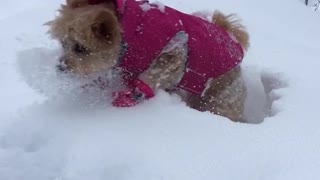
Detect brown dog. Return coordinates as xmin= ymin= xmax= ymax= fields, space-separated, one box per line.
xmin=47 ymin=0 xmax=249 ymax=122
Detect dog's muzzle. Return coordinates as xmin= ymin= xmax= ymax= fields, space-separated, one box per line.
xmin=56 ymin=64 xmax=66 ymax=72
xmin=56 ymin=58 xmax=69 ymax=72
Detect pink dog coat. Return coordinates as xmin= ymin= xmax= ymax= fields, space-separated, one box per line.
xmin=94 ymin=0 xmax=244 ymax=95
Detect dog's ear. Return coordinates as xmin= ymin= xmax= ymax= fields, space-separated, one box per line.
xmin=66 ymin=0 xmax=88 ymax=8
xmin=90 ymin=10 xmax=119 ymax=42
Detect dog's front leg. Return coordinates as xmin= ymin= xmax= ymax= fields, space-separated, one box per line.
xmin=112 ymin=32 xmax=188 ymax=107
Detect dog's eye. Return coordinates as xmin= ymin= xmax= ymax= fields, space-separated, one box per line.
xmin=73 ymin=43 xmax=88 ymax=54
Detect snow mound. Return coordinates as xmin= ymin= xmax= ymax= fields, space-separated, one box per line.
xmin=16 ymin=47 xmax=127 ymax=110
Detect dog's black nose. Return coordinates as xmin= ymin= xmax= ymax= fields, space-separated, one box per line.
xmin=56 ymin=64 xmax=67 ymax=72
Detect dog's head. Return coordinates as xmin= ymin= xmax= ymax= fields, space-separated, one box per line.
xmin=47 ymin=0 xmax=121 ymax=75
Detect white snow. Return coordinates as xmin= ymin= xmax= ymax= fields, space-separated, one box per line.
xmin=153 ymin=1 xmax=166 ymax=13
xmin=1 ymin=0 xmax=320 ymax=180
xmin=140 ymin=1 xmax=166 ymax=13
xmin=140 ymin=3 xmax=153 ymax=12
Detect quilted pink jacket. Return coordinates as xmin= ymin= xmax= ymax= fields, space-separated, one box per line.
xmin=92 ymin=0 xmax=244 ymax=95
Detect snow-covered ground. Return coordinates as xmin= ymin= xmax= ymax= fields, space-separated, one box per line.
xmin=1 ymin=0 xmax=320 ymax=180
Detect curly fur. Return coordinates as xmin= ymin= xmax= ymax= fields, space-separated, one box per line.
xmin=212 ymin=10 xmax=249 ymax=51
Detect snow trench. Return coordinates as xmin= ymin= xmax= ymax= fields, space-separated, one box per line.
xmin=16 ymin=47 xmax=288 ymax=124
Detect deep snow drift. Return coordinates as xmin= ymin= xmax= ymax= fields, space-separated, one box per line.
xmin=1 ymin=0 xmax=320 ymax=180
